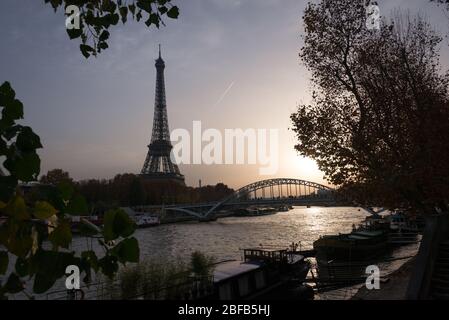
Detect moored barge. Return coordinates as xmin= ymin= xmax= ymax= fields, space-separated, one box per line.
xmin=209 ymin=247 xmax=311 ymax=300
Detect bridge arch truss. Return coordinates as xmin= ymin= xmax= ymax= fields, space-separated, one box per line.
xmin=203 ymin=178 xmax=334 ymax=217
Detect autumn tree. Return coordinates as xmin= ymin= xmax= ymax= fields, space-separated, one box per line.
xmin=291 ymin=0 xmax=449 ymax=214
xmin=39 ymin=168 xmax=73 ymax=186
xmin=129 ymin=177 xmax=146 ymax=206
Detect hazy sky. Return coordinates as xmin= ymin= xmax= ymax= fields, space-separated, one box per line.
xmin=1 ymin=0 xmax=448 ymax=188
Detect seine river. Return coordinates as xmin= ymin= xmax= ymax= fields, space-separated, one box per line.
xmin=72 ymin=206 xmax=369 ymax=263
xmin=136 ymin=206 xmax=369 ymax=262
xmin=71 ymin=206 xmax=419 ymax=266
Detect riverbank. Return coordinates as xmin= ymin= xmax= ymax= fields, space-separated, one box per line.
xmin=351 ymin=257 xmax=416 ymax=300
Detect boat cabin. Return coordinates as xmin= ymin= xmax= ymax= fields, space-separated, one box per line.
xmin=211 ymin=248 xmax=309 ymax=300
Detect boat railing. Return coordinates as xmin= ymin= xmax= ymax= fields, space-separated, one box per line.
xmin=243 ymin=248 xmax=294 ymax=264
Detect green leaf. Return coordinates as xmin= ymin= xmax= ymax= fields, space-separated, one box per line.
xmin=158 ymin=6 xmax=168 ymax=15
xmin=3 ymin=195 xmax=30 ymax=221
xmin=0 ymin=176 xmax=17 ymax=202
xmin=33 ymin=201 xmax=57 ymax=220
xmin=0 ymin=251 xmax=8 ymax=275
xmin=66 ymin=194 xmax=89 ymax=215
xmin=66 ymin=27 xmax=83 ymax=40
xmin=112 ymin=237 xmax=139 ymax=263
xmin=146 ymin=13 xmax=160 ymax=28
xmin=2 ymin=223 xmax=33 ymax=257
xmin=103 ymin=209 xmax=135 ymax=241
xmin=2 ymin=99 xmax=24 ymax=121
xmin=15 ymin=257 xmax=29 ymax=277
xmin=98 ymin=41 xmax=109 ymax=50
xmin=48 ymin=220 xmax=72 ymax=249
xmin=0 ymin=81 xmax=16 ymax=106
xmin=81 ymin=250 xmax=99 ymax=273
xmin=7 ymin=236 xmax=33 ymax=257
xmin=129 ymin=3 xmax=136 ymax=16
xmin=99 ymin=30 xmax=110 ymax=42
xmin=119 ymin=6 xmax=128 ymax=23
xmin=2 ymin=124 xmax=21 ymax=141
xmin=98 ymin=255 xmax=118 ymax=279
xmin=79 ymin=217 xmax=101 ymax=236
xmin=136 ymin=0 xmax=152 ymax=13
xmin=46 ymin=0 xmax=63 ymax=11
xmin=136 ymin=10 xmax=142 ymax=21
xmin=167 ymin=6 xmax=179 ymax=19
xmin=106 ymin=13 xmax=120 ymax=26
xmin=102 ymin=210 xmax=117 ymax=241
xmin=5 ymin=273 xmax=23 ymax=294
xmin=80 ymin=44 xmax=94 ymax=58
xmin=31 ymin=250 xmax=78 ymax=293
xmin=33 ymin=272 xmax=57 ymax=294
xmin=114 ymin=209 xmax=135 ymax=238
xmin=102 ymin=0 xmax=117 ymax=13
xmin=4 ymin=152 xmax=41 ymax=182
xmin=15 ymin=126 xmax=42 ymax=152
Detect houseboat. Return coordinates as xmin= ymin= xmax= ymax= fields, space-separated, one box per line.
xmin=313 ymin=229 xmax=389 ymax=262
xmin=210 ymin=247 xmax=311 ymax=300
xmin=387 ymin=212 xmax=420 ymax=233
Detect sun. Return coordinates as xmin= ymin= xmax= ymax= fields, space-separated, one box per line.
xmin=279 ymin=148 xmax=326 ymax=185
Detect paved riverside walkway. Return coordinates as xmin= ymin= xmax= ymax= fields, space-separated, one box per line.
xmin=351 ymin=258 xmax=415 ymax=300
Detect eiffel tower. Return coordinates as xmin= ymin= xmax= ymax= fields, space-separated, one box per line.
xmin=140 ymin=46 xmax=185 ymax=184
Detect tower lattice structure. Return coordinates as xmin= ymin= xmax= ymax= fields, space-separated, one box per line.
xmin=140 ymin=46 xmax=185 ymax=184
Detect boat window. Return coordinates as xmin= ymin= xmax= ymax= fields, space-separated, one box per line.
xmin=255 ymin=271 xmax=266 ymax=289
xmin=238 ymin=276 xmax=250 ymax=297
xmin=219 ymin=283 xmax=233 ymax=300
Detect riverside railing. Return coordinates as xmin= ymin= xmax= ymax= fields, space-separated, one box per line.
xmin=45 ymin=275 xmax=214 ymax=300
xmin=406 ymin=213 xmax=449 ymax=299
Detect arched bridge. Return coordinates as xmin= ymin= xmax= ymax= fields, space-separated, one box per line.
xmin=162 ymin=178 xmax=335 ymax=219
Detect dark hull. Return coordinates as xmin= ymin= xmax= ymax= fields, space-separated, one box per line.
xmin=314 ymin=231 xmax=389 ymax=262
xmin=315 ymin=241 xmax=388 ymax=262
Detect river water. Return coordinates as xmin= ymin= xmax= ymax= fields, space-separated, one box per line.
xmin=72 ymin=206 xmax=369 ymax=262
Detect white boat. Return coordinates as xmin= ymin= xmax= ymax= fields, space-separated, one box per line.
xmin=134 ymin=214 xmax=160 ymax=228
xmin=388 ymin=212 xmax=419 ymax=233
xmin=121 ymin=207 xmax=161 ymax=228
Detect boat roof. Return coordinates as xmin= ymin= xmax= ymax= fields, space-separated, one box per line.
xmin=213 ymin=260 xmax=262 ymax=283
xmin=348 ymin=234 xmax=371 ymax=240
xmin=352 ymin=230 xmax=384 ymax=237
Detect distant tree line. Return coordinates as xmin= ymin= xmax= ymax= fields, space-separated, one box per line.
xmin=36 ymin=169 xmax=234 ymax=210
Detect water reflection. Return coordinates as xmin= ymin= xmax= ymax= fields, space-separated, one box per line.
xmin=73 ymin=207 xmax=368 ymax=263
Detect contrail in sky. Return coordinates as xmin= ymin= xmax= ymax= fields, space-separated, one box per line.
xmin=213 ymin=82 xmax=235 ymax=108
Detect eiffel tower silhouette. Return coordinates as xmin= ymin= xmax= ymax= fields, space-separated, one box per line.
xmin=140 ymin=46 xmax=185 ymax=184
